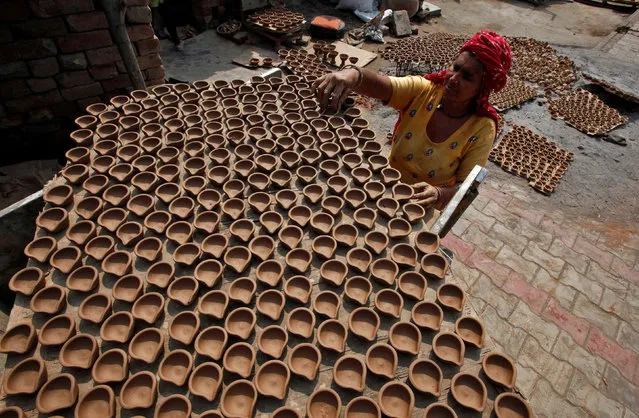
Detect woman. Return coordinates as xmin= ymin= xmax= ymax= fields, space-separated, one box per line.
xmin=312 ymin=31 xmax=512 ymax=208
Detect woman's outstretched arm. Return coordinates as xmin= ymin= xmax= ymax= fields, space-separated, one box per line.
xmin=312 ymin=67 xmax=393 ymax=111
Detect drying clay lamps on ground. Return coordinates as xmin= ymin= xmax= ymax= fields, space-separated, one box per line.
xmin=370 ymin=259 xmax=399 ymax=286
xmin=284 ymin=275 xmax=312 ymax=304
xmin=0 ymin=322 xmax=36 ymax=354
xmin=92 ymin=348 xmax=128 ymax=384
xmin=220 ymin=380 xmax=257 ymax=418
xmin=255 ymin=360 xmax=290 ymax=400
xmin=421 ymin=253 xmax=449 ymax=279
xmin=79 ymin=293 xmax=111 ymax=323
xmin=320 ymin=259 xmax=348 ymax=287
xmin=258 ymin=325 xmax=288 ymax=359
xmin=9 ymin=267 xmax=44 ymax=296
xmin=345 ymin=276 xmax=372 ymax=305
xmin=432 ymin=332 xmax=465 ymax=366
xmin=317 ymin=319 xmax=347 ymax=352
xmin=398 ymin=271 xmax=427 ymax=300
xmin=225 ymin=307 xmax=257 ymax=339
xmin=120 ymin=371 xmax=157 ymax=409
xmin=307 ymin=388 xmax=341 ymax=418
xmin=286 ymin=307 xmax=315 ymax=339
xmin=364 ymin=231 xmax=389 ymax=255
xmin=333 ymin=355 xmax=366 ymax=392
xmin=129 ymin=328 xmax=164 ymax=363
xmin=482 ymin=352 xmax=517 ymax=389
xmin=455 ymin=316 xmax=486 ymax=348
xmin=132 ymin=292 xmax=165 ymax=324
xmin=256 ymin=289 xmax=285 ymax=320
xmin=224 ymin=246 xmax=252 ymax=274
xmin=36 ymin=373 xmax=79 ymax=414
xmin=378 ymin=382 xmax=415 ymax=418
xmin=228 ymin=277 xmax=256 ymax=304
xmin=167 ymin=276 xmax=199 ymax=306
xmin=3 ymin=357 xmax=47 ymax=395
xmin=39 ymin=314 xmax=76 ymax=346
xmin=30 ymin=285 xmax=66 ymax=314
xmin=408 ymin=359 xmax=443 ymax=396
xmin=288 ymin=343 xmax=321 ymax=380
xmin=74 ymin=385 xmax=115 ymax=418
xmin=189 ymin=362 xmax=223 ymax=401
xmin=389 ymin=321 xmax=421 ymax=355
xmin=256 ymin=260 xmax=284 ymax=287
xmin=195 ymin=326 xmax=228 ymax=361
xmin=450 ymin=372 xmax=487 ymax=412
xmin=169 ymin=311 xmax=200 ymax=345
xmin=159 ymin=349 xmax=193 ymax=386
xmin=375 ymin=289 xmax=403 ymax=318
xmin=154 ymin=395 xmax=191 ymax=418
xmin=494 ymin=393 xmax=534 ymax=418
xmin=194 ymin=259 xmax=223 ymax=287
xmin=437 ymin=283 xmax=466 ymax=312
xmin=198 ymin=290 xmax=229 ymax=319
xmin=423 ymin=404 xmax=458 ymax=418
xmin=411 ymin=301 xmax=444 ymax=331
xmin=313 ymin=290 xmax=341 ymax=319
xmin=349 ymin=307 xmax=380 ymax=341
xmin=278 ymin=225 xmax=303 ymax=250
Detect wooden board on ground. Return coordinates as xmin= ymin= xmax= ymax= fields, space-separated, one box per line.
xmin=233 ymin=49 xmax=283 ymax=69
xmin=303 ymin=40 xmax=377 ymax=68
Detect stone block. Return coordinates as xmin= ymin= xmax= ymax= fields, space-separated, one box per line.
xmin=509 ymin=302 xmax=559 ymax=350
xmin=390 ymin=10 xmax=411 ymax=37
xmin=55 ymin=70 xmax=91 ymax=88
xmin=65 ymin=11 xmax=108 ymax=32
xmin=544 ymin=298 xmax=590 ymax=345
xmin=28 ymin=56 xmax=58 ymax=77
xmin=59 ymin=52 xmax=87 ymax=70
xmin=559 ymin=264 xmax=603 ymax=304
xmin=56 ymin=30 xmax=111 ymax=53
xmin=0 ymin=38 xmax=57 ymax=64
xmin=136 ymin=37 xmax=160 ymax=56
xmin=574 ymin=294 xmax=620 ymax=339
xmin=495 ymin=245 xmax=539 ymax=280
xmin=89 ymin=64 xmax=118 ymax=80
xmin=100 ymin=73 xmax=131 ymax=91
xmin=126 ymin=24 xmax=154 ymax=42
xmin=519 ymin=336 xmax=573 ymax=394
xmin=523 ymin=242 xmax=565 ymax=277
xmin=126 ymin=6 xmax=151 ymax=23
xmin=86 ymin=45 xmax=121 ymax=66
xmin=136 ymin=54 xmax=161 ymax=70
xmin=461 ymin=224 xmax=503 ymax=258
xmin=5 ymin=89 xmax=62 ymax=112
xmin=0 ymin=61 xmax=29 ymax=79
xmin=27 ymin=77 xmax=56 ymax=92
xmin=567 ymin=371 xmax=624 ymax=418
xmin=0 ymin=78 xmax=30 ymax=98
xmin=61 ymin=81 xmax=102 ymax=100
xmin=530 ymin=378 xmax=587 ymax=417
xmin=145 ymin=65 xmax=165 ymax=81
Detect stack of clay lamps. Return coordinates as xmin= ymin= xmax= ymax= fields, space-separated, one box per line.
xmin=246 ymin=8 xmax=305 ymax=34
xmin=489 ymin=77 xmax=538 ymax=112
xmin=548 ymin=88 xmax=628 ymax=135
xmin=1 ymin=75 xmax=534 ymax=418
xmin=489 ymin=124 xmax=573 ymax=195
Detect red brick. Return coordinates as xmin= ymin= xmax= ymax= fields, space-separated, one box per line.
xmin=61 ymin=81 xmax=103 ymax=100
xmin=466 ymin=248 xmax=512 ymax=287
xmin=28 ymin=56 xmax=58 ymax=77
xmin=136 ymin=37 xmax=159 ymax=56
xmin=85 ymin=45 xmax=121 ymax=66
xmin=539 ymin=217 xmax=578 ymax=248
xmin=136 ymin=54 xmax=161 ymax=70
xmin=12 ymin=17 xmax=66 ymax=37
xmin=147 ymin=77 xmax=164 ymax=86
xmin=26 ymin=77 xmax=56 ymax=92
xmin=0 ymin=113 xmax=24 ymax=129
xmin=77 ymin=95 xmax=100 ymax=110
xmin=55 ymin=70 xmax=92 ymax=88
xmin=115 ymin=60 xmax=126 ymax=73
xmin=506 ymin=200 xmax=545 ymax=226
xmin=65 ymin=11 xmax=108 ymax=32
xmin=56 ymin=30 xmax=111 ymax=53
xmin=543 ymin=298 xmax=590 ymax=345
xmin=59 ymin=52 xmax=87 ymax=70
xmin=126 ymin=6 xmax=151 ymax=23
xmin=5 ymin=89 xmax=61 ymax=112
xmin=0 ymin=38 xmax=57 ymax=64
xmin=573 ymin=236 xmax=613 ymax=269
xmin=0 ymin=61 xmax=29 ymax=79
xmin=145 ymin=65 xmax=165 ymax=81
xmin=89 ymin=64 xmax=118 ymax=80
xmin=502 ymin=272 xmax=549 ymax=315
xmin=126 ymin=24 xmax=153 ymax=42
xmin=26 ymin=106 xmax=54 ymax=122
xmin=0 ymin=78 xmax=30 ymax=98
xmin=480 ymin=185 xmax=512 ymax=208
xmin=586 ymin=327 xmax=638 ymax=381
xmin=100 ymin=73 xmax=131 ymax=91
xmin=441 ymin=233 xmax=475 ymax=263
xmin=609 ymin=256 xmax=639 ymax=286
xmin=2 ymin=0 xmax=31 ymax=21
xmin=29 ymin=0 xmax=93 ymax=18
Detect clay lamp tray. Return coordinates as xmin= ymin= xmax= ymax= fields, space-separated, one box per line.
xmin=2 ymin=357 xmax=47 ymax=395
xmin=132 ymin=292 xmax=165 ymax=324
xmin=288 ymin=205 xmax=312 ymax=228
xmin=38 ymin=313 xmax=75 ymax=346
xmin=9 ymin=267 xmax=44 ymax=296
xmin=344 ymin=188 xmax=367 ymax=210
xmin=44 ymin=184 xmax=74 ymax=206
xmin=194 ymin=324 xmax=228 ymax=361
xmin=62 ymin=164 xmax=89 ymax=185
xmin=146 ymin=261 xmax=175 ymax=288
xmin=248 ymin=192 xmax=273 ymax=217
xmin=411 ymin=301 xmax=443 ymax=331
xmin=50 ymin=246 xmax=81 ymax=274
xmin=327 ymin=175 xmax=349 ymax=195
xmin=255 ymin=359 xmax=290 ymax=400
xmin=421 ymin=253 xmax=449 ymax=279
xmin=256 ymin=289 xmax=285 ymax=320
xmin=36 ymin=373 xmax=79 ymax=414
xmin=437 ymin=283 xmax=466 ymax=312
xmin=172 ymin=243 xmax=201 ymax=266
xmin=74 ymin=385 xmax=116 ymax=418
xmin=78 ymin=293 xmax=111 ymax=323
xmin=378 ymin=381 xmax=415 ymax=418
xmin=370 ymin=258 xmax=399 ymax=286
xmin=228 ymin=277 xmax=256 ymax=304
xmin=482 ymin=352 xmax=517 ymax=389
xmin=198 ymin=290 xmax=228 ymax=320
xmin=319 ymin=159 xmax=341 ymax=176
xmin=92 ymin=348 xmax=128 ymax=384
xmin=415 ymin=231 xmax=440 ymax=254
xmin=432 ymin=331 xmax=465 ymax=366
xmin=284 ymin=275 xmax=312 ymax=304
xmin=258 ymin=325 xmax=288 ymax=358
xmin=387 ymin=218 xmax=411 ymax=239
xmin=313 ymin=290 xmax=341 ymax=319
xmin=375 ymin=289 xmax=404 ymax=319
xmin=494 ymin=393 xmax=534 ymax=418
xmin=221 ymin=198 xmax=246 ymax=221
xmin=220 ymin=380 xmax=257 ymax=418
xmin=169 ymin=311 xmax=200 ymax=345
xmin=194 ymin=259 xmax=223 ymax=288
xmin=317 ymin=319 xmax=347 ymax=352
xmin=349 ymin=307 xmax=380 ymax=341
xmin=223 ymin=341 xmax=255 ymax=378
xmin=249 ymin=235 xmax=276 ymax=262
xmin=224 ymin=246 xmax=252 ymax=273
xmin=30 ymin=285 xmax=66 ymax=314
xmin=344 ymin=397 xmax=381 ymax=418
xmin=450 ymin=372 xmax=487 ymax=412
xmin=333 ymin=355 xmax=367 ymax=392
xmin=320 ymin=259 xmax=348 ymax=287
xmin=455 ymin=316 xmax=486 ymax=348
xmin=155 ymin=394 xmax=192 ymax=418
xmin=0 ymin=322 xmax=36 ymax=354
xmin=165 ymin=221 xmax=194 ymax=245
xmin=344 ymin=276 xmax=372 ymax=305
xmin=270 ymin=169 xmax=293 ymax=188
xmin=288 ymin=343 xmax=321 ymax=380
xmin=198 ymin=189 xmax=222 ymax=211
xmin=225 ymin=307 xmax=257 ymax=339
xmin=307 ymin=388 xmax=341 ymax=418
xmin=159 ymin=349 xmax=193 ymax=386
xmin=381 ymin=167 xmax=401 ymax=184
xmin=189 ymin=362 xmax=223 ymax=401
xmin=353 ymin=207 xmax=377 ymax=230
xmin=120 ymin=371 xmax=157 ymax=409
xmin=201 ymin=234 xmax=229 ymax=259
xmin=408 ymin=358 xmax=443 ymax=397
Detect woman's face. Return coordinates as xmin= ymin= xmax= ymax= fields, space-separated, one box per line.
xmin=443 ymin=51 xmax=484 ymax=104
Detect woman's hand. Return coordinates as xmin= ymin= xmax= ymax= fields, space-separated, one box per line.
xmin=312 ymin=68 xmax=360 ymax=111
xmin=412 ymin=182 xmax=441 ymax=207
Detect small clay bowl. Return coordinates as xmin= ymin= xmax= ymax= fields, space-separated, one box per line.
xmin=223 ymin=342 xmax=255 ymax=378
xmin=154 ymin=394 xmax=192 ymax=418
xmin=272 ymin=407 xmax=302 ymax=418
xmin=223 ymin=179 xmax=246 ymax=199
xmin=255 ymin=360 xmax=290 ymax=400
xmin=165 ymin=221 xmax=194 ymax=245
xmin=256 ymin=289 xmax=285 ymax=320
xmin=381 ymin=167 xmax=401 ymax=184
xmin=144 ymin=211 xmax=172 ymax=234
xmin=0 ymin=322 xmax=36 ymax=354
xmin=303 ymin=184 xmax=324 ymax=204
xmin=370 ymin=258 xmax=399 ymax=286
xmin=402 ymin=203 xmax=425 ymax=224
xmin=189 ymin=362 xmax=223 ymax=401
xmin=128 ymin=328 xmax=164 ymax=364
xmin=275 ymin=189 xmax=298 ymax=209
xmin=307 ymin=388 xmax=341 ymax=418
xmin=344 ymin=276 xmax=372 ymax=305
xmin=378 ymin=382 xmax=415 ymax=418
xmin=437 ymin=283 xmax=466 ymax=312
xmin=249 ymin=235 xmax=276 ymax=262
xmin=327 ymin=175 xmax=349 ymax=194
xmin=9 ymin=267 xmax=44 ymax=296
xmin=284 ymin=275 xmax=312 ymax=304
xmin=159 ymin=349 xmax=193 ymax=386
xmin=408 ymin=358 xmax=442 ymax=396
xmin=220 ymin=380 xmax=257 ymax=418
xmin=66 ymin=220 xmax=97 ymax=246
xmin=286 ymin=307 xmax=315 ymax=339
xmin=100 ymin=311 xmax=134 ymax=343
xmin=92 ymin=348 xmax=128 ymax=384
xmin=195 ymin=326 xmax=228 ymax=361
xmin=332 ymin=223 xmax=358 ymax=247
xmin=75 ymin=196 xmax=103 ymax=221
xmin=387 ymin=218 xmax=411 ymax=239
xmin=97 ymin=207 xmax=127 ymax=232
xmin=2 ymin=357 xmax=47 ymax=395
xmin=0 ymin=406 xmax=27 ymax=418
xmin=421 ymin=253 xmax=449 ymax=280
xmin=221 ymin=198 xmax=245 ymax=220
xmin=258 ymin=325 xmax=288 ymax=359
xmin=146 ymin=261 xmax=175 ymax=288
xmin=334 ymin=355 xmax=367 ymax=393
xmin=225 ymin=307 xmax=257 ymax=339
xmin=127 ymin=193 xmax=155 ymax=217
xmin=494 ymin=393 xmax=534 ymax=418
xmin=450 ymin=372 xmax=487 ymax=412
xmin=67 ymin=265 xmax=99 ymax=293
xmin=50 ymin=246 xmax=82 ymax=274
xmin=36 ymin=373 xmax=78 ymax=414
xmin=375 ymin=289 xmax=404 ymax=319
xmin=432 ymin=332 xmax=465 ymax=366
xmin=198 ymin=189 xmax=222 ymax=211
xmin=411 ymin=301 xmax=443 ymax=331
xmin=346 ymin=247 xmax=373 ymax=274
xmin=192 ymin=260 xmax=222 ymax=288
xmin=286 ymin=248 xmax=312 ymax=273
xmin=344 ymin=397 xmax=382 ymax=418
xmin=320 ymin=259 xmax=348 ymax=287
xmin=312 ymin=290 xmax=341 ymax=319
xmin=120 ymin=371 xmax=157 ymax=409
xmin=311 ymin=235 xmax=337 ymax=260
xmin=224 ymin=246 xmax=252 ymax=273
xmin=23 ymin=236 xmax=56 ymax=263
xmin=344 ymin=188 xmax=366 ymax=209
xmin=390 ymin=243 xmax=418 ymax=268
xmin=30 ymin=285 xmax=66 ymax=314
xmin=392 ymin=183 xmax=414 ymax=201
xmin=349 ymin=307 xmax=380 ymax=341
xmin=116 ymin=221 xmax=143 ymax=247
xmin=228 ymin=277 xmax=256 ymax=304
xmin=248 ymin=193 xmax=273 ymax=216
xmin=74 ymin=385 xmax=116 ymax=418
xmin=482 ymin=352 xmax=517 ymax=389
xmin=173 ymin=243 xmax=201 ymax=267
xmin=201 ymin=234 xmax=229 ymax=259
xmin=317 ymin=319 xmax=347 ymax=353
xmin=85 ymin=235 xmax=115 ymax=262
xmin=133 ymin=237 xmax=162 ymax=263
xmin=288 ymin=205 xmax=312 ymax=228
xmin=38 ymin=314 xmax=75 ymax=346
xmin=44 ymin=184 xmax=73 ymax=206
xmin=78 ymin=293 xmax=111 ymax=323
xmin=321 ymin=195 xmax=345 ymax=217
xmin=389 ymin=321 xmax=421 ymax=355
xmin=353 ymin=207 xmax=377 ymax=230
xmin=167 ymin=276 xmax=199 ymax=306
xmin=288 ymin=343 xmax=321 ymax=380
xmin=198 ymin=290 xmax=228 ymax=319
xmin=169 ymin=311 xmax=200 ymax=345
xmin=455 ymin=316 xmax=486 ymax=348
xmin=101 ymin=250 xmax=133 ymax=276
xmin=397 ymin=271 xmax=427 ymax=300
xmin=364 ymin=231 xmax=389 ymax=255
xmin=229 ymin=218 xmax=256 ymax=243
xmin=132 ymin=292 xmax=165 ymax=324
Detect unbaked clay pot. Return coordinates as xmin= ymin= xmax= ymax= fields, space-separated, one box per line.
xmin=120 ymin=371 xmax=157 ymax=409
xmin=309 ymin=236 xmax=335 ymax=261
xmin=101 ymin=250 xmax=132 ymax=276
xmin=285 ymin=248 xmax=312 ymax=273
xmin=66 ymin=220 xmax=97 ymax=246
xmin=44 ymin=184 xmax=73 ymax=206
xmin=303 ymin=184 xmax=324 ymax=205
xmin=313 ymin=290 xmax=341 ymax=319
xmin=0 ymin=406 xmax=27 ymax=418
xmin=189 ymin=362 xmax=223 ymax=401
xmin=250 ymin=236 xmax=276 ymax=262
xmin=275 ymin=189 xmax=298 ymax=209
xmin=225 ymin=307 xmax=257 ymax=339
xmin=169 ymin=311 xmax=200 ymax=345
xmin=284 ymin=275 xmax=312 ymax=304
xmin=332 ymin=223 xmax=358 ymax=247
xmin=288 ymin=205 xmax=312 ymax=228
xmin=228 ymin=277 xmax=256 ymax=304
xmin=389 ymin=321 xmax=421 ymax=355
xmin=129 ymin=328 xmax=164 ymax=363
xmin=30 ymin=285 xmax=66 ymax=314
xmin=154 ymin=395 xmax=191 ymax=418
xmin=321 ymin=195 xmax=345 ymax=217
xmin=3 ymin=357 xmax=47 ymax=395
xmin=288 ymin=343 xmax=321 ymax=380
xmin=74 ymin=385 xmax=115 ymax=418
xmin=343 ymin=276 xmax=371 ymax=305
xmin=370 ymin=258 xmax=399 ymax=286
xmin=201 ymin=234 xmax=229 ymax=259
xmin=272 ymin=407 xmax=302 ymax=418
xmin=256 ymin=289 xmax=285 ymax=320
xmin=39 ymin=313 xmax=76 ymax=346
xmin=146 ymin=261 xmax=175 ymax=288
xmin=320 ymin=259 xmax=348 ymax=287
xmin=255 ymin=359 xmax=290 ymax=400
xmin=198 ymin=189 xmax=222 ymax=211
xmin=387 ymin=218 xmax=411 ymax=238
xmin=224 ymin=179 xmax=246 ymax=199
xmin=78 ymin=293 xmax=111 ymax=323
xmin=50 ymin=246 xmax=81 ymax=274
xmin=333 ymin=355 xmax=366 ymax=392
xmin=375 ymin=289 xmax=403 ymax=319
xmin=316 ymin=319 xmax=346 ymax=353
xmin=344 ymin=188 xmax=366 ymax=209
xmin=97 ymin=207 xmax=127 ymax=233
xmin=494 ymin=393 xmax=534 ymax=418
xmin=411 ymin=301 xmax=443 ymax=331
xmin=133 ymin=237 xmax=162 ymax=263
xmin=36 ymin=373 xmax=78 ymax=414
xmin=0 ymin=322 xmax=36 ymax=354
xmin=437 ymin=283 xmax=466 ymax=312
xmin=482 ymin=352 xmax=517 ymax=389
xmin=353 ymin=207 xmax=377 ymax=230
xmin=408 ymin=359 xmax=442 ymax=396
xmin=24 ymin=236 xmax=56 ymax=263
xmin=195 ymin=326 xmax=227 ymax=361
xmin=307 ymin=388 xmax=341 ymax=418
xmin=159 ymin=349 xmax=193 ymax=386
xmin=402 ymin=203 xmax=425 ymax=224
xmin=378 ymin=381 xmax=415 ymax=418
xmin=221 ymin=198 xmax=245 ymax=221
xmin=229 ymin=219 xmax=256 ymax=243
xmin=198 ymin=290 xmax=228 ymax=319
xmin=9 ymin=267 xmax=44 ymax=296
xmin=421 ymin=253 xmax=449 ymax=280
xmin=432 ymin=332 xmax=465 ymax=366
xmin=127 ymin=193 xmax=155 ymax=217
xmin=67 ymin=265 xmax=99 ymax=293
xmin=248 ymin=193 xmax=273 ymax=216
xmin=344 ymin=397 xmax=381 ymax=418
xmin=223 ymin=342 xmax=255 ymax=378
xmin=397 ymin=271 xmax=427 ymax=300
xmin=327 ymin=175 xmax=349 ymax=195
xmin=286 ymin=307 xmax=315 ymax=339
xmin=165 ymin=221 xmax=194 ymax=245
xmin=92 ymin=348 xmax=128 ymax=384
xmin=423 ymin=403 xmax=457 ymax=418
xmin=220 ymin=380 xmax=257 ymax=418
xmin=450 ymin=372 xmax=487 ymax=412
xmin=455 ymin=316 xmax=485 ymax=348
xmin=224 ymin=246 xmax=252 ymax=273
xmin=258 ymin=211 xmax=283 ymax=236
xmin=349 ymin=307 xmax=380 ymax=341
xmin=100 ymin=311 xmax=134 ymax=343
xmin=390 ymin=243 xmax=418 ymax=268
xmin=258 ymin=325 xmax=288 ymax=359
xmin=132 ymin=292 xmax=165 ymax=324
xmin=167 ymin=276 xmax=199 ymax=306
xmin=57 ymin=335 xmax=97 ymax=369
xmin=364 ymin=231 xmax=389 ymax=255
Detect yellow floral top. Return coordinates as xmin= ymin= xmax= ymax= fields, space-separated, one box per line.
xmin=387 ymin=76 xmax=495 ymax=186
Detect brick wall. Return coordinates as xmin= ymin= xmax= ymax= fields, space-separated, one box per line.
xmin=0 ymin=0 xmax=165 ymax=165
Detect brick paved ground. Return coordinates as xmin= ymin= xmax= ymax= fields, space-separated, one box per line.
xmin=445 ymin=175 xmax=639 ymax=418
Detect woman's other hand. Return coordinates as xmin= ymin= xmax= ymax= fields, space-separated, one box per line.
xmin=412 ymin=182 xmax=440 ymax=207
xmin=312 ymin=68 xmax=360 ymax=111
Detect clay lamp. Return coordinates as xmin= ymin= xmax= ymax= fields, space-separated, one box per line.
xmin=35 ymin=373 xmax=79 ymax=414
xmin=101 ymin=250 xmax=132 ymax=276
xmin=289 ymin=205 xmax=312 ymax=229
xmin=116 ymin=221 xmax=143 ymax=247
xmin=411 ymin=301 xmax=443 ymax=331
xmin=320 ymin=259 xmax=348 ymax=287
xmin=377 ymin=197 xmax=399 ymax=218
xmin=44 ymin=184 xmax=74 ymax=207
xmin=234 ymin=159 xmax=257 ymax=181
xmin=311 ymin=235 xmax=337 ymax=260
xmin=195 ymin=325 xmax=227 ymax=361
xmin=92 ymin=348 xmax=128 ymax=384
xmin=127 ymin=193 xmax=155 ymax=217
xmin=167 ymin=276 xmax=199 ymax=306
xmin=301 ymin=149 xmax=322 ymax=166
xmin=256 ymin=325 xmax=287 ymax=359
xmin=363 ymin=231 xmax=388 ymax=256
xmin=297 ymin=135 xmax=316 ymax=150
xmin=30 ymin=285 xmax=66 ymax=314
xmin=321 ymin=196 xmax=345 ymax=217
xmin=159 ymin=349 xmax=193 ymax=386
xmin=256 ymin=138 xmax=277 ymax=155
xmin=342 ymin=153 xmax=363 ymax=170
xmin=71 ymin=128 xmax=94 ymax=146
xmin=132 ymin=237 xmax=161 ymax=263
xmin=97 ymin=207 xmax=127 ymax=232
xmin=23 ymin=237 xmax=55 ymax=264
xmin=86 ymin=102 xmax=108 ymax=115
xmin=333 ymin=355 xmax=366 ymax=392
xmin=75 ymin=114 xmax=98 ymax=129
xmin=388 ymin=218 xmax=411 ymax=239
xmin=256 ymin=289 xmax=285 ymax=320
xmin=391 ymin=243 xmax=418 ymax=268
xmin=313 ymin=290 xmax=341 ymax=319
xmin=370 ymin=258 xmax=399 ymax=286
xmin=421 ymin=253 xmax=449 ymax=279
xmin=197 ymin=189 xmax=222 ymax=211
xmin=192 ymin=260 xmax=222 ymax=288
xmin=220 ymin=380 xmax=257 ymax=418
xmin=82 ymin=174 xmax=109 ymax=196
xmin=166 ymin=221 xmax=194 ymax=245
xmin=254 ymin=257 xmax=282 ymax=286
xmin=389 ymin=321 xmax=422 ymax=355
xmin=36 ymin=207 xmax=69 ymax=233
xmin=188 ymin=362 xmax=223 ymax=402
xmin=363 ymin=181 xmax=384 ymax=201
xmin=254 ymin=360 xmax=290 ymax=400
xmin=402 ymin=203 xmax=425 ymax=224
xmin=3 ymin=357 xmax=47 ymax=395
xmin=450 ymin=372 xmax=487 ymax=412
xmin=319 ymin=160 xmax=341 ymax=178
xmin=343 ymin=397 xmax=381 ymax=418
xmin=286 ymin=307 xmax=315 ymax=339
xmin=146 ymin=261 xmax=175 ymax=288
xmin=78 ymin=293 xmax=111 ymax=323
xmin=155 ymin=182 xmax=181 ymax=205
xmin=117 ymin=144 xmax=142 ymax=163
xmin=256 ymin=212 xmax=281 ymax=237
xmin=196 ymin=289 xmax=227 ymax=320
xmin=407 ymin=359 xmax=443 ymax=398
xmin=482 ymin=352 xmax=517 ymax=389
xmin=0 ymin=322 xmax=36 ymax=354
xmin=168 ymin=196 xmax=195 ymax=220
xmin=381 ymin=167 xmax=401 ymax=184
xmin=59 ymin=333 xmax=99 ymax=369
xmin=165 ymin=117 xmax=185 ymax=133
xmin=437 ymin=283 xmax=466 ymax=312
xmin=317 ymin=319 xmax=347 ymax=353
xmin=349 ymin=307 xmax=380 ymax=341
xmin=66 ymin=265 xmax=99 ymax=293
xmin=157 ymin=164 xmax=180 ymax=183
xmin=432 ymin=332 xmax=465 ymax=366
xmin=378 ymin=381 xmax=415 ymax=418
xmin=111 ymin=274 xmax=142 ymax=303
xmin=99 ymin=311 xmax=134 ymax=343
xmin=310 ymin=117 xmax=328 ymax=132
xmin=392 ymin=183 xmax=414 ymax=202
xmin=222 ymin=179 xmax=245 ymax=199
xmin=395 ymin=272 xmax=427 ymax=301
xmin=332 ymin=223 xmax=358 ymax=247
xmin=183 ymin=175 xmax=207 ymax=196
xmin=341 ymin=275 xmax=371 ymax=306
xmin=455 ymin=316 xmax=486 ymax=348
xmin=352 ymin=167 xmax=373 ymax=186
xmin=303 ymin=183 xmax=324 ymax=204
xmin=75 ymin=196 xmax=103 ymax=220
xmin=280 ymin=150 xmax=301 ymax=169
xmin=208 ymin=165 xmax=232 ymax=186
xmin=375 ymin=288 xmax=404 ymax=318
xmin=184 ymin=140 xmax=205 ymax=158
xmin=362 ymin=140 xmax=382 ymax=156
xmin=288 ymin=342 xmax=321 ymax=380
xmin=494 ymin=393 xmax=534 ymax=418
xmin=284 ymin=275 xmax=312 ymax=304
xmin=225 ymin=307 xmax=257 ymax=339
xmin=62 ymin=164 xmax=89 ymax=184
xmin=223 ymin=341 xmax=255 ymax=378
xmin=310 ymin=212 xmax=335 ymax=235
xmin=193 ymin=211 xmax=220 ymax=234
xmin=275 ymin=189 xmax=298 ymax=209
xmin=221 ymin=198 xmax=245 ymax=220
xmin=157 ymin=146 xmax=180 ymax=164
xmin=201 ymin=234 xmax=228 ymax=259
xmin=172 ymin=243 xmax=200 ymax=267
xmin=102 ymin=183 xmax=130 ymax=206
xmin=347 ymin=247 xmax=373 ymax=273
xmin=296 ymin=165 xmax=319 ymax=184
xmin=226 ymin=129 xmax=247 ymax=145
xmin=132 ymin=292 xmax=165 ymax=324
xmin=120 ymin=371 xmax=157 ymax=410
xmin=74 ymin=385 xmax=116 ymax=418
xmin=307 ymin=388 xmax=341 ymax=418
xmin=8 ymin=267 xmax=44 ymax=296
xmin=200 ymin=412 xmax=225 ymax=418
xmin=358 ymin=128 xmax=376 ymax=142
xmin=353 ymin=207 xmax=376 ymax=230
xmin=277 ymin=135 xmax=295 ymax=151
xmin=224 ymin=246 xmax=251 ymax=273
xmin=344 ymin=188 xmax=367 ymax=210
xmin=319 ymin=143 xmax=340 ymax=161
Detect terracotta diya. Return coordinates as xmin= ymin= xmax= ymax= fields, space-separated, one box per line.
xmin=284 ymin=275 xmax=312 ymax=304
xmin=129 ymin=328 xmax=164 ymax=363
xmin=378 ymin=382 xmax=415 ymax=418
xmin=132 ymin=292 xmax=165 ymax=324
xmin=201 ymin=234 xmax=229 ymax=259
xmin=344 ymin=276 xmax=372 ymax=305
xmin=307 ymin=388 xmax=341 ymax=418
xmin=370 ymin=258 xmax=399 ymax=286
xmin=39 ymin=313 xmax=76 ymax=346
xmin=423 ymin=403 xmax=458 ymax=418
xmin=333 ymin=355 xmax=367 ymax=392
xmin=344 ymin=397 xmax=381 ymax=418
xmin=78 ymin=293 xmax=111 ymax=323
xmin=194 ymin=259 xmax=223 ymax=287
xmin=312 ymin=290 xmax=341 ymax=319
xmin=74 ymin=385 xmax=115 ymax=418
xmin=120 ymin=371 xmax=157 ymax=409
xmin=9 ymin=267 xmax=44 ymax=296
xmin=455 ymin=316 xmax=486 ymax=348
xmin=320 ymin=259 xmax=348 ymax=286
xmin=375 ymin=289 xmax=404 ymax=318
xmin=195 ymin=326 xmax=227 ymax=361
xmin=259 ymin=211 xmax=284 ymax=234
xmin=228 ymin=277 xmax=256 ymax=304
xmin=154 ymin=394 xmax=191 ymax=418
xmin=30 ymin=285 xmax=66 ymax=314
xmin=286 ymin=307 xmax=315 ymax=339
xmin=256 ymin=289 xmax=285 ymax=320
xmin=220 ymin=380 xmax=257 ymax=418
xmin=288 ymin=343 xmax=321 ymax=380
xmin=23 ymin=236 xmax=56 ymax=263
xmin=494 ymin=393 xmax=534 ymax=418
xmin=167 ymin=276 xmax=199 ymax=306
xmin=159 ymin=349 xmax=193 ymax=386
xmin=255 ymin=360 xmax=290 ymax=400
xmin=3 ymin=357 xmax=47 ymax=395
xmin=189 ymin=362 xmax=223 ymax=401
xmin=482 ymin=352 xmax=517 ymax=389
xmin=169 ymin=311 xmax=200 ymax=345
xmin=312 ymin=235 xmax=337 ymax=260
xmin=387 ymin=218 xmax=411 ymax=239
xmin=432 ymin=332 xmax=465 ymax=366
xmin=223 ymin=342 xmax=255 ymax=378
xmin=364 ymin=231 xmax=389 ymax=255
xmin=258 ymin=325 xmax=288 ymax=359
xmin=450 ymin=372 xmax=487 ymax=412
xmin=421 ymin=253 xmax=449 ymax=279
xmin=397 ymin=271 xmax=427 ymax=300
xmin=411 ymin=301 xmax=444 ymax=331
xmin=224 ymin=246 xmax=252 ymax=273
xmin=198 ymin=290 xmax=229 ymax=319
xmin=0 ymin=322 xmax=36 ymax=354
xmin=225 ymin=307 xmax=257 ymax=339
xmin=146 ymin=261 xmax=175 ymax=288
xmin=408 ymin=358 xmax=442 ymax=396
xmin=437 ymin=283 xmax=466 ymax=312
xmin=59 ymin=333 xmax=99 ymax=369
xmin=92 ymin=348 xmax=128 ymax=384
xmin=349 ymin=307 xmax=380 ymax=341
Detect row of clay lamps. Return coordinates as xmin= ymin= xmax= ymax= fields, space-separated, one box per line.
xmin=247 ymin=8 xmax=304 ymax=33
xmin=380 ymin=33 xmax=468 ymax=68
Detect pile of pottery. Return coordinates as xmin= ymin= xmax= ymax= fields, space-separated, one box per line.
xmin=217 ymin=20 xmax=241 ymax=36
xmin=1 ymin=75 xmax=534 ymax=418
xmin=489 ymin=77 xmax=538 ymax=112
xmin=380 ymin=32 xmax=469 ymax=72
xmin=490 ymin=124 xmax=573 ymax=195
xmin=278 ymin=48 xmax=331 ymax=78
xmin=548 ymin=88 xmax=629 ymax=135
xmin=246 ymin=8 xmax=305 ymax=34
